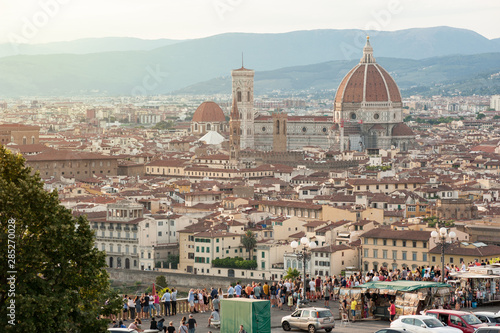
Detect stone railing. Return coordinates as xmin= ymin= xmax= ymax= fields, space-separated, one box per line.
xmin=158 ymin=297 xmax=216 ymax=315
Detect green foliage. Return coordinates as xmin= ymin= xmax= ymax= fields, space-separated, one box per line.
xmin=153 ymin=120 xmax=175 ymax=130
xmin=241 ymin=230 xmax=257 ymax=260
xmin=477 ymin=113 xmax=486 ymax=120
xmin=212 ymin=257 xmax=257 ymax=270
xmin=155 ymin=276 xmax=167 ymax=289
xmin=493 ymin=115 xmax=500 ymax=120
xmin=408 ymin=116 xmax=459 ymax=125
xmin=366 ymin=165 xmax=392 ymax=171
xmin=283 ymin=268 xmax=301 ymax=280
xmin=425 ymin=216 xmax=455 ymax=228
xmin=165 ymin=254 xmax=179 ymax=269
xmin=0 ymin=147 xmax=119 ymax=332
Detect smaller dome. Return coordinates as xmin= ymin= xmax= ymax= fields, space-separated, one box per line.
xmin=392 ymin=123 xmax=414 ymax=136
xmin=192 ymin=101 xmax=225 ymax=122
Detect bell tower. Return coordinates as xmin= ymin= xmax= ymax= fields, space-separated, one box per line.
xmin=229 ymin=96 xmax=241 ymax=162
xmin=231 ymin=64 xmax=255 ymax=149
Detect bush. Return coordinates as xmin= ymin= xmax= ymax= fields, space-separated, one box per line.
xmin=212 ymin=257 xmax=257 ymax=270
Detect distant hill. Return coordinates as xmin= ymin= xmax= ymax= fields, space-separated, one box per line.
xmin=174 ymin=53 xmax=500 ymax=96
xmin=0 ymin=37 xmax=181 ymax=58
xmin=1 ymin=27 xmax=500 ymax=97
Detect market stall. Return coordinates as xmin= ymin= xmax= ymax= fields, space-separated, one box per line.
xmin=449 ymin=264 xmax=500 ymax=305
xmin=339 ymin=281 xmax=453 ymax=321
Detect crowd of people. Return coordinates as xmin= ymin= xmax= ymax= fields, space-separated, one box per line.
xmin=108 ymin=259 xmax=498 ymax=331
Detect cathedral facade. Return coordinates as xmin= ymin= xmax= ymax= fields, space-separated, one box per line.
xmin=228 ymin=37 xmax=414 ymax=153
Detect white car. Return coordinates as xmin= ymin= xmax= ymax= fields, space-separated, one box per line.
xmin=390 ymin=315 xmax=462 ymax=333
xmin=475 ymin=311 xmax=500 ymax=326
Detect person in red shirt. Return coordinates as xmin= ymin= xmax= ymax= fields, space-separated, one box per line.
xmin=388 ymin=300 xmax=396 ymax=322
xmin=315 ymin=276 xmax=322 ymax=299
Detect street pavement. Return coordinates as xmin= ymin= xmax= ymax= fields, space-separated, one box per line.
xmin=111 ymin=300 xmax=500 ymax=333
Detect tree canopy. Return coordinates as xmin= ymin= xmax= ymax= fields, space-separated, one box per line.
xmin=0 ymin=147 xmax=119 ymax=332
xmin=241 ymin=230 xmax=257 ymax=260
xmin=283 ymin=268 xmax=301 ymax=280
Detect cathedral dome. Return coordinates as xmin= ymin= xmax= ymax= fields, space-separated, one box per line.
xmin=334 ymin=37 xmax=401 ymax=107
xmin=391 ymin=122 xmax=414 ymax=136
xmin=192 ymin=101 xmax=226 ymax=122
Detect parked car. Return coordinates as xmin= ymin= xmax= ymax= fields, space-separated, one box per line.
xmin=281 ymin=307 xmax=335 ymax=333
xmin=474 ymin=328 xmax=500 ymax=333
xmin=424 ymin=309 xmax=487 ymax=333
xmin=475 ymin=312 xmax=500 ymax=326
xmin=375 ymin=329 xmax=410 ymax=333
xmin=107 ymin=329 xmax=139 ymax=333
xmin=390 ymin=315 xmax=462 ymax=333
xmin=108 ymin=329 xmax=159 ymax=333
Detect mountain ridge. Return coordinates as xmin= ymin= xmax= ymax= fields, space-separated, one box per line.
xmin=1 ymin=27 xmax=500 ymax=97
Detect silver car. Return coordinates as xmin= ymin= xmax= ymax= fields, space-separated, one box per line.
xmin=281 ymin=307 xmax=335 ymax=333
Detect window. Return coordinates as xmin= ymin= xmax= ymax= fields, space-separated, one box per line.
xmin=364 ymin=238 xmax=368 ymax=245
xmin=196 ymin=246 xmax=199 ymax=252
xmin=412 ymin=252 xmax=417 ymax=261
xmin=413 ymin=241 xmax=417 ymax=248
xmin=364 ymin=249 xmax=369 ymax=258
xmin=402 ymin=251 xmax=407 ymax=260
xmin=373 ymin=239 xmax=378 ymax=245
xmin=158 ymin=231 xmax=162 ymax=236
xmin=261 ymin=262 xmax=265 ymax=269
xmin=261 ymin=252 xmax=265 ymax=258
xmin=423 ymin=242 xmax=427 ymax=248
xmin=373 ymin=249 xmax=378 ymax=258
xmin=423 ymin=253 xmax=427 ymax=262
xmin=383 ymin=239 xmax=387 ymax=246
xmin=450 ymin=257 xmax=454 ymax=263
xmin=393 ymin=240 xmax=397 ymax=246
xmin=392 ymin=250 xmax=397 ymax=260
xmin=383 ymin=250 xmax=388 ymax=259
xmin=158 ymin=221 xmax=163 ymax=226
xmin=402 ymin=241 xmax=406 ymax=247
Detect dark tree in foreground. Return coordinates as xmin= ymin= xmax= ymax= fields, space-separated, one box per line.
xmin=0 ymin=147 xmax=120 ymax=332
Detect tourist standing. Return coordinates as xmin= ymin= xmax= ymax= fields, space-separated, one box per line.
xmin=162 ymin=289 xmax=171 ymax=316
xmin=187 ymin=314 xmax=197 ymax=333
xmin=171 ymin=288 xmax=177 ymax=316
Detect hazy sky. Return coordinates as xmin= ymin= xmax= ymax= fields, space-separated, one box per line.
xmin=1 ymin=0 xmax=499 ymax=44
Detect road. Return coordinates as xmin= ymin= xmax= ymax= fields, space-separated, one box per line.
xmin=112 ymin=300 xmax=500 ymax=333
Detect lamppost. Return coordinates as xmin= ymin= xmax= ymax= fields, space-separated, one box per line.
xmin=291 ymin=236 xmax=317 ymax=306
xmin=431 ymin=227 xmax=456 ymax=282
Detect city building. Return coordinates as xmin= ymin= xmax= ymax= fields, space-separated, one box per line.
xmin=360 ymin=228 xmax=430 ymax=272
xmin=0 ymin=123 xmax=40 ymax=145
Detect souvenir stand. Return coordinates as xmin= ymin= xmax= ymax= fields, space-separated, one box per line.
xmin=339 ymin=281 xmax=453 ymax=320
xmin=449 ymin=264 xmax=500 ymax=304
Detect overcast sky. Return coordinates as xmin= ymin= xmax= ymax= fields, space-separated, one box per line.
xmin=1 ymin=0 xmax=499 ymax=44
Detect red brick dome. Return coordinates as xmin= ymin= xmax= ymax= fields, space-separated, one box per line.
xmin=192 ymin=101 xmax=225 ymax=122
xmin=334 ymin=38 xmax=401 ymax=106
xmin=391 ymin=122 xmax=414 ymax=136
